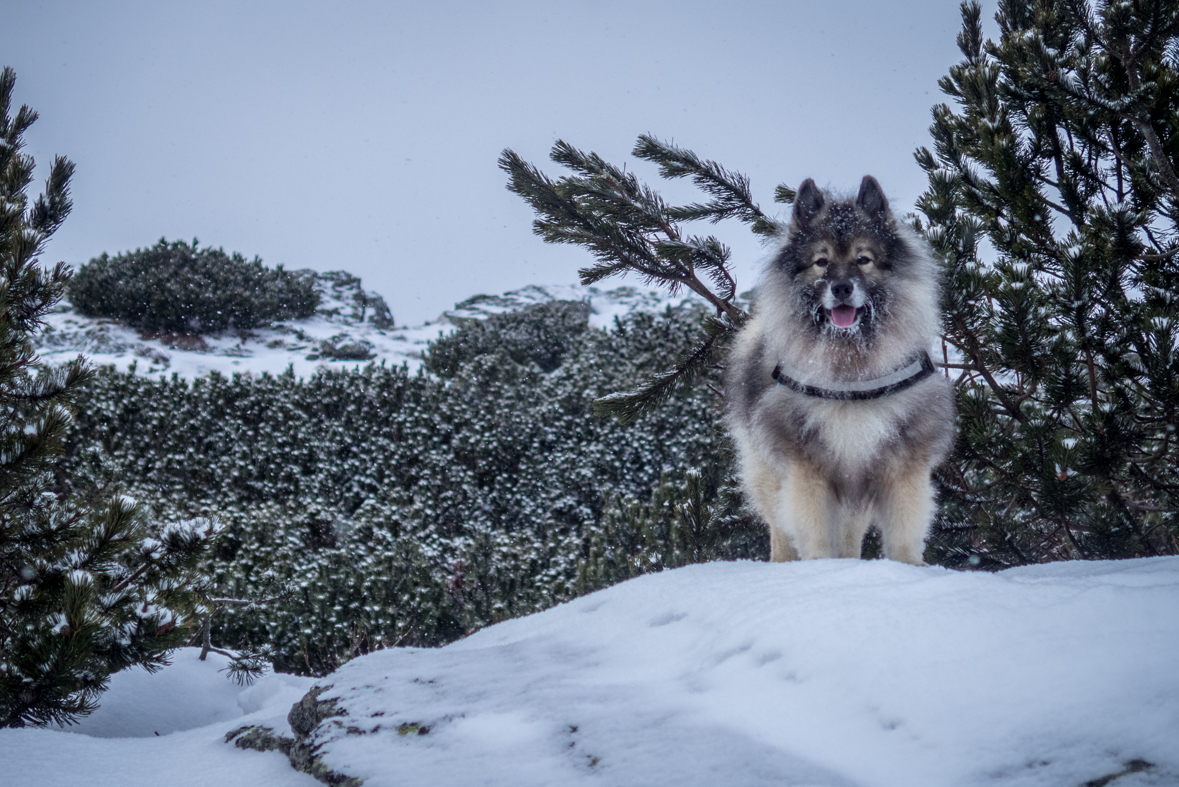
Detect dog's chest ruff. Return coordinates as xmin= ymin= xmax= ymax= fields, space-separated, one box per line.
xmin=770 ymin=352 xmax=936 ymax=469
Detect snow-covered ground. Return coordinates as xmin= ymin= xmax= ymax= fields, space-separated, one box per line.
xmin=33 ymin=274 xmax=697 ymax=379
xmin=4 ymin=557 xmax=1176 ymax=786
xmin=2 ymin=648 xmax=319 ymax=786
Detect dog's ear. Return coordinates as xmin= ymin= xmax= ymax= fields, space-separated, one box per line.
xmin=791 ymin=178 xmax=825 ymax=232
xmin=856 ymin=176 xmax=891 ymax=220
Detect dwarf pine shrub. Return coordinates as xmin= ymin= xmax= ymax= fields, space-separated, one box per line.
xmin=68 ymin=238 xmax=319 ymax=334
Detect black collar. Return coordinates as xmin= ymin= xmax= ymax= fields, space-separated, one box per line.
xmin=771 ymin=352 xmax=936 ymax=401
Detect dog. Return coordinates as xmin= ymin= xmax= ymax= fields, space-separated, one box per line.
xmin=725 ymin=176 xmax=954 ymax=565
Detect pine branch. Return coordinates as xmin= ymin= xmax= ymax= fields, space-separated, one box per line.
xmin=502 ymin=136 xmax=765 ymax=430
xmin=773 ymin=184 xmax=796 ymax=204
xmin=634 ymin=134 xmax=786 ymax=237
xmin=500 ymin=142 xmax=749 ymax=322
xmin=28 ymin=156 xmax=74 ymax=240
xmin=593 ymin=313 xmax=738 ymax=424
xmin=500 ymin=148 xmax=678 ymax=283
xmin=652 ymin=235 xmax=737 ymax=301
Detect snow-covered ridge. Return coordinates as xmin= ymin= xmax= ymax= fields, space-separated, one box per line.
xmin=33 ymin=275 xmax=696 ymax=379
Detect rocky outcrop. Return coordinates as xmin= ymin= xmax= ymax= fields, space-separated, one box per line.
xmin=315 ymin=270 xmax=394 ymax=329
xmin=226 ymin=684 xmax=362 ymax=787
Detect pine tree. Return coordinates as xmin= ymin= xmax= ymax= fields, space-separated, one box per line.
xmin=917 ymin=0 xmax=1179 ymax=565
xmin=0 ymin=67 xmax=214 ymax=727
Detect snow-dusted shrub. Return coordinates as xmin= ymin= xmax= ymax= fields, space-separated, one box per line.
xmin=425 ymin=300 xmax=592 ymax=376
xmin=67 ymin=238 xmax=319 ymax=333
xmin=64 ymin=301 xmax=756 ymax=675
xmin=0 ymin=498 xmax=216 ymax=727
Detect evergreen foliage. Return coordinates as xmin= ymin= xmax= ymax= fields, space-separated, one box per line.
xmin=67 ymin=238 xmax=319 ymax=334
xmin=577 ymin=465 xmax=763 ymax=595
xmin=63 ymin=301 xmax=759 ymax=675
xmin=499 ymin=136 xmax=795 ymax=425
xmin=425 ymin=300 xmax=591 ymax=376
xmin=0 ymin=67 xmax=215 ymax=727
xmin=917 ymin=0 xmax=1179 ymax=566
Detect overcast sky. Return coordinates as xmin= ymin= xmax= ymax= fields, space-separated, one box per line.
xmin=4 ymin=1 xmax=971 ymax=326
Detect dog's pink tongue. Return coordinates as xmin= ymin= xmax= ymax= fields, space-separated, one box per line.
xmin=831 ymin=305 xmax=858 ymax=327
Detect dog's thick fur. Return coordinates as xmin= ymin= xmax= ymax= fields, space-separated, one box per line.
xmin=725 ymin=176 xmax=954 ymax=564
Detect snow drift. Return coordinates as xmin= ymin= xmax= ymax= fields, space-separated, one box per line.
xmin=2 ymin=558 xmax=1176 ymax=787
xmin=1 ymin=649 xmax=318 ymax=786
xmin=279 ymin=557 xmax=1179 ymax=787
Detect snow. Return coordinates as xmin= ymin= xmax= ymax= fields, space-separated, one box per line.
xmin=3 ymin=557 xmax=1176 ymax=786
xmin=1 ymin=648 xmax=317 ymax=786
xmin=65 ymin=649 xmax=311 ymax=740
xmin=33 ymin=278 xmax=699 ymax=380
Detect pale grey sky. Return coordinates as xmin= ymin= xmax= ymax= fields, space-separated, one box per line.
xmin=4 ymin=1 xmax=969 ymax=326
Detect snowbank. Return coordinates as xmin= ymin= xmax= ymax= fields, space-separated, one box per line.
xmin=65 ymin=648 xmax=314 ymax=739
xmin=1 ymin=649 xmax=317 ymax=786
xmin=301 ymin=558 xmax=1179 ymax=787
xmin=2 ymin=559 xmax=1175 ymax=787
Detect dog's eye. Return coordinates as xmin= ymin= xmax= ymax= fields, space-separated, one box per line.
xmin=857 ymin=256 xmax=873 ymax=266
xmin=814 ymin=258 xmax=829 ymax=268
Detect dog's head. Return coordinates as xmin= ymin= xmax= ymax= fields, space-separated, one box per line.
xmin=772 ymin=176 xmax=915 ymax=342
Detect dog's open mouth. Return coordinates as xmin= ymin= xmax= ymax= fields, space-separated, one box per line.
xmin=828 ymin=305 xmax=861 ymax=328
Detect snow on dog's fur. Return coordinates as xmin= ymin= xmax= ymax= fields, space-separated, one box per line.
xmin=725 ymin=177 xmax=954 ymax=564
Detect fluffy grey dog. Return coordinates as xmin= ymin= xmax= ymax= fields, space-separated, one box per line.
xmin=725 ymin=177 xmax=954 ymax=564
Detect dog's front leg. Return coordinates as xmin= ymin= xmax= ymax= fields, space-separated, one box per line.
xmin=738 ymin=451 xmax=800 ymax=561
xmin=776 ymin=460 xmax=837 ymax=560
xmin=876 ymin=463 xmax=935 ymax=565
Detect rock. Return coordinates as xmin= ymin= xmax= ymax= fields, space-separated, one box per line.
xmin=227 ymin=684 xmax=362 ymax=787
xmin=318 ymin=335 xmax=375 ymax=361
xmin=224 ymin=725 xmax=292 ymax=756
xmin=286 ymin=684 xmax=342 ymax=739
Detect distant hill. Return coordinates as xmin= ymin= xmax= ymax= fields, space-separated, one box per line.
xmin=35 ymin=271 xmax=698 ymax=378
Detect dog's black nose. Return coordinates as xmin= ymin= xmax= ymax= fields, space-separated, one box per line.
xmin=829 ymin=279 xmax=855 ymax=301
